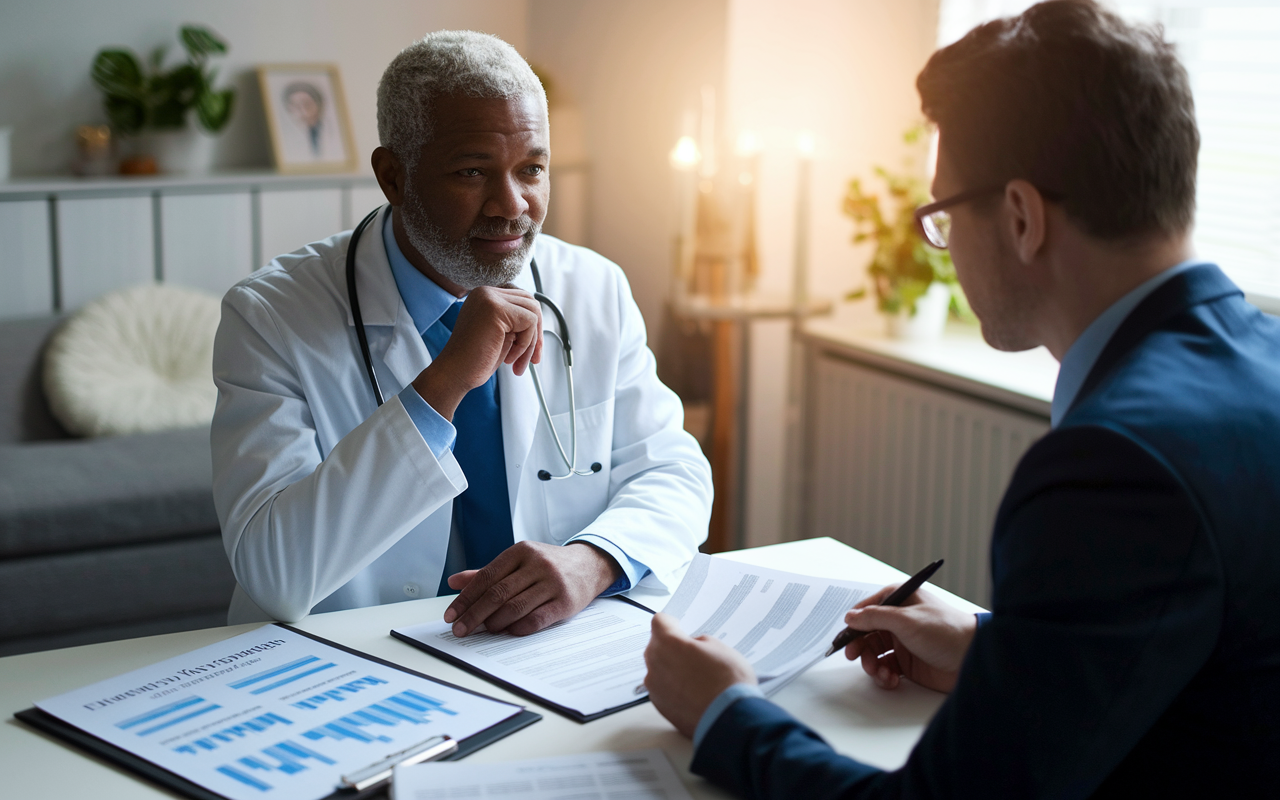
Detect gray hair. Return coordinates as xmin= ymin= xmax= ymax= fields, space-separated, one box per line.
xmin=377 ymin=30 xmax=546 ymax=170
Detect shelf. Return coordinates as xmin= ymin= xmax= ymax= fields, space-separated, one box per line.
xmin=802 ymin=317 xmax=1058 ymax=418
xmin=0 ymin=170 xmax=378 ymax=199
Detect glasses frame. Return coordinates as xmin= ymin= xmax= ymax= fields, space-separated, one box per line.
xmin=913 ymin=185 xmax=1005 ymax=250
xmin=914 ymin=183 xmax=1066 ymax=250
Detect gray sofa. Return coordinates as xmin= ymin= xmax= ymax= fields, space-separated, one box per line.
xmin=0 ymin=315 xmax=234 ymax=657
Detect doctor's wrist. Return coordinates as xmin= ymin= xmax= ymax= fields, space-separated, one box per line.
xmin=413 ymin=361 xmax=467 ymax=422
xmin=565 ymin=541 xmax=623 ymax=595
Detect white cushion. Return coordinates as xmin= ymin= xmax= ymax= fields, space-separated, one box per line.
xmin=43 ymin=284 xmax=222 ymax=437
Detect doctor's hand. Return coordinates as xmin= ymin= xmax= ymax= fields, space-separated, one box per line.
xmin=442 ymin=540 xmax=621 ymax=637
xmin=643 ymin=613 xmax=757 ymax=739
xmin=412 ymin=286 xmax=543 ymax=421
xmin=843 ymin=585 xmax=977 ymax=694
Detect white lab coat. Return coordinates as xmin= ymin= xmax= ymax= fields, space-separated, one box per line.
xmin=211 ymin=206 xmax=712 ymax=624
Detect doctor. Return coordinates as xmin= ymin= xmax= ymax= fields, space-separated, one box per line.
xmin=211 ymin=30 xmax=712 ymax=633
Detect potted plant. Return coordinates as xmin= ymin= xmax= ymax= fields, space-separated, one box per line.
xmin=843 ymin=126 xmax=964 ymax=340
xmin=91 ymin=25 xmax=235 ymax=175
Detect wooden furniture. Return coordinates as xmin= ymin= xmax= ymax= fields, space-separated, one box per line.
xmin=0 ymin=537 xmax=983 ymax=799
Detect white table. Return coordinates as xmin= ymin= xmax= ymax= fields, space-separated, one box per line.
xmin=0 ymin=538 xmax=983 ymax=798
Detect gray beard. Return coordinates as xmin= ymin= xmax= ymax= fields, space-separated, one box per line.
xmin=400 ymin=186 xmax=538 ymax=290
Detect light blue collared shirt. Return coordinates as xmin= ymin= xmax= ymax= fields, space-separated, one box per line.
xmin=1050 ymin=259 xmax=1206 ymax=427
xmin=382 ymin=210 xmax=644 ymax=594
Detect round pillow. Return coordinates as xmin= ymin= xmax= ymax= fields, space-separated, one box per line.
xmin=43 ymin=284 xmax=222 ymax=437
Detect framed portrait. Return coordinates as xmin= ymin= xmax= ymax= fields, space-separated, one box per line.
xmin=258 ymin=64 xmax=357 ymax=174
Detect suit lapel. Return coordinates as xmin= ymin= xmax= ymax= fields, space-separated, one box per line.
xmin=1067 ymin=264 xmax=1242 ymax=418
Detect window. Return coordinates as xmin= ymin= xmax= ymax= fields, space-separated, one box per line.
xmin=938 ymin=1 xmax=1280 ymax=312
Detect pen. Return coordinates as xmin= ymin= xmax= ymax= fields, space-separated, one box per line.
xmin=823 ymin=559 xmax=945 ymax=658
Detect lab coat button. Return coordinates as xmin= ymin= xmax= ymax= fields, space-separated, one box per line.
xmin=403 ymin=583 xmax=420 ymax=597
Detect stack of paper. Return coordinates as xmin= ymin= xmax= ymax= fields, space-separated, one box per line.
xmin=392 ymin=748 xmax=692 ymax=800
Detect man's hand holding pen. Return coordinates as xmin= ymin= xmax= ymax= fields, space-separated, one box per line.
xmin=842 ymin=586 xmax=977 ymax=693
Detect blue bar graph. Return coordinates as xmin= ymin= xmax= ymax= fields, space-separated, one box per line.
xmin=115 ymin=696 xmax=223 ymax=737
xmin=291 ymin=676 xmax=388 ymax=710
xmin=216 ymin=740 xmax=336 ymax=792
xmin=301 ymin=690 xmax=458 ymax=745
xmin=173 ymin=712 xmax=294 ymax=755
xmin=227 ymin=655 xmax=338 ymax=695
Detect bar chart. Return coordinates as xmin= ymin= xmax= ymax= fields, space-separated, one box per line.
xmin=227 ymin=656 xmax=337 ymax=696
xmin=300 ymin=690 xmax=459 ymax=745
xmin=290 ymin=675 xmax=388 ymax=711
xmin=115 ymin=696 xmax=223 ymax=737
xmin=215 ymin=740 xmax=336 ymax=793
xmin=173 ymin=712 xmax=293 ymax=755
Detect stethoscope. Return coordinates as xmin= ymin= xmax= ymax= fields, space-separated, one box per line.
xmin=346 ymin=206 xmax=601 ymax=482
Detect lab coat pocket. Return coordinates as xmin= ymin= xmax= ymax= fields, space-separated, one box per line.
xmin=537 ymin=398 xmax=613 ymax=543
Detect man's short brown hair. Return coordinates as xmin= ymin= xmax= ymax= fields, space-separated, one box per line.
xmin=918 ymin=0 xmax=1198 ymax=240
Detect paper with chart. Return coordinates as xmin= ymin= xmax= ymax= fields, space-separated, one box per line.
xmin=391 ymin=748 xmax=692 ymax=800
xmin=661 ymin=554 xmax=879 ymax=695
xmin=34 ymin=625 xmax=522 ymax=800
xmin=395 ymin=597 xmax=654 ymax=718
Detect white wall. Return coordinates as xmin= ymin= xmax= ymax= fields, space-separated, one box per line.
xmin=526 ymin=0 xmax=728 ymax=343
xmin=724 ymin=0 xmax=942 ymax=548
xmin=0 ymin=0 xmax=528 ymax=176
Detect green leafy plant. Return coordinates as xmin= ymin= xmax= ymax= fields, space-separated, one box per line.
xmin=91 ymin=25 xmax=235 ymax=135
xmin=843 ymin=126 xmax=963 ymax=317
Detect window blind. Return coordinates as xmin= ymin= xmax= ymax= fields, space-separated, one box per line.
xmin=937 ymin=1 xmax=1280 ymax=310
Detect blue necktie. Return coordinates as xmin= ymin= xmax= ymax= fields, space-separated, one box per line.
xmin=425 ymin=301 xmax=514 ymax=590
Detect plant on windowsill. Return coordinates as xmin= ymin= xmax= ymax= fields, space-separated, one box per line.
xmin=843 ymin=125 xmax=970 ymax=341
xmin=90 ymin=25 xmax=236 ymax=175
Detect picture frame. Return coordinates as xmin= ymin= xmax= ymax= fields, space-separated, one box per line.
xmin=258 ymin=63 xmax=357 ymax=174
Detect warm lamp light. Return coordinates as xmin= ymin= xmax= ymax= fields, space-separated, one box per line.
xmin=796 ymin=131 xmax=816 ymax=158
xmin=670 ymin=136 xmax=702 ymax=170
xmin=735 ymin=130 xmax=762 ymax=157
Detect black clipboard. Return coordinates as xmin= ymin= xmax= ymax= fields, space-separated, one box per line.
xmin=14 ymin=623 xmax=541 ymax=800
xmin=390 ymin=596 xmax=655 ymax=724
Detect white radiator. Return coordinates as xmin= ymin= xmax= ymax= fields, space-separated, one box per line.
xmin=802 ymin=354 xmax=1050 ymax=605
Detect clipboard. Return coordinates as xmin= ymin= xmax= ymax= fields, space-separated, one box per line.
xmin=14 ymin=623 xmax=541 ymax=800
xmin=391 ymin=595 xmax=655 ymax=724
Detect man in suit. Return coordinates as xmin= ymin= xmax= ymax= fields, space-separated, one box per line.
xmin=643 ymin=1 xmax=1280 ymax=796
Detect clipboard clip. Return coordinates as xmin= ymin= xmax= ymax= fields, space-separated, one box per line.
xmin=337 ymin=734 xmax=458 ymax=791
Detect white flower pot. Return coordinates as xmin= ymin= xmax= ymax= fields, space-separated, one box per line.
xmin=130 ymin=129 xmax=217 ymax=175
xmin=886 ymin=282 xmax=951 ymax=341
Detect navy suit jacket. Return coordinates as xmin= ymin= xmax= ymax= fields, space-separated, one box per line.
xmin=692 ymin=265 xmax=1280 ymax=798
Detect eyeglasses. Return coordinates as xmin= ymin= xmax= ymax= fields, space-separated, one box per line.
xmin=914 ymin=184 xmax=1065 ymax=250
xmin=913 ymin=185 xmax=1005 ymax=250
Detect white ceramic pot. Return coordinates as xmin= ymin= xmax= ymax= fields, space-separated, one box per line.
xmin=886 ymin=282 xmax=951 ymax=341
xmin=132 ymin=129 xmax=217 ymax=175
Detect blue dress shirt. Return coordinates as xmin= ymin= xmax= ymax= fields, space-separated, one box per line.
xmin=382 ymin=211 xmax=644 ymax=594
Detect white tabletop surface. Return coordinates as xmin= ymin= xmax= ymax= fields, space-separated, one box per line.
xmin=0 ymin=537 xmax=983 ymax=798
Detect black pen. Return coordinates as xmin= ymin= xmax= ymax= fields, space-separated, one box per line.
xmin=823 ymin=559 xmax=945 ymax=658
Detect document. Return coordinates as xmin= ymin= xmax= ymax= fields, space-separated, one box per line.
xmin=662 ymin=554 xmax=879 ymax=695
xmin=393 ymin=555 xmax=879 ymax=718
xmin=34 ymin=625 xmax=523 ymax=800
xmin=394 ymin=597 xmax=653 ymax=720
xmin=391 ymin=748 xmax=692 ymax=800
